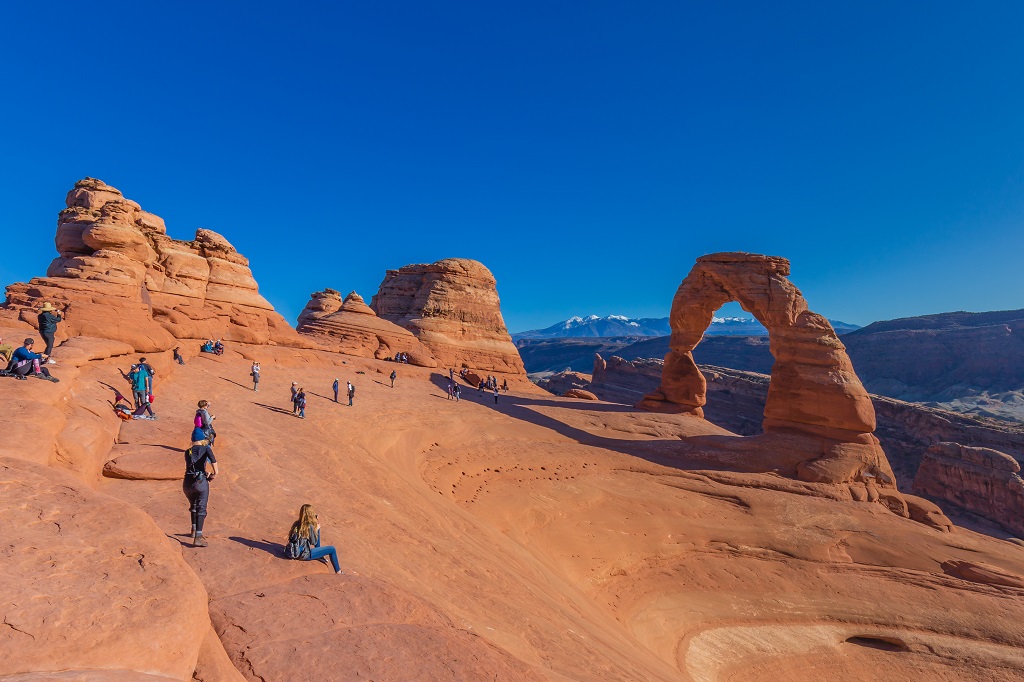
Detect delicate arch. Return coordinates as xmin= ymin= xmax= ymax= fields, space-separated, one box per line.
xmin=640 ymin=253 xmax=891 ymax=486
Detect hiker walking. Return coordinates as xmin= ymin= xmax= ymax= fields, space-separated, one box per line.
xmin=251 ymin=362 xmax=260 ymax=392
xmin=286 ymin=504 xmax=343 ymax=574
xmin=453 ymin=383 xmax=461 ymax=402
xmin=195 ymin=400 xmax=216 ymax=445
xmin=183 ymin=427 xmax=218 ymax=548
xmin=390 ymin=369 xmax=397 ymax=388
xmin=347 ymin=381 xmax=355 ymax=406
xmin=493 ymin=385 xmax=499 ymax=404
xmin=296 ymin=387 xmax=307 ymax=419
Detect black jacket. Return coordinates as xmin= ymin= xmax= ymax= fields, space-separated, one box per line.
xmin=38 ymin=311 xmax=62 ymax=335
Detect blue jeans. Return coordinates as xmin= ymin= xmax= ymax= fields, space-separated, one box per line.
xmin=308 ymin=542 xmax=340 ymax=572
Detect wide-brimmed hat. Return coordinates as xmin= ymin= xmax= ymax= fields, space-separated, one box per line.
xmin=40 ymin=302 xmax=54 ymax=312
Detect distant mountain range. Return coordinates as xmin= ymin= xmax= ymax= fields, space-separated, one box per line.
xmin=513 ymin=314 xmax=859 ymax=340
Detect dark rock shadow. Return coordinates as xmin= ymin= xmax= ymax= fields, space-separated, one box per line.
xmin=230 ymin=536 xmax=284 ymax=557
xmin=254 ymin=402 xmax=296 ymax=416
xmin=220 ymin=376 xmax=254 ymax=390
xmin=427 ymin=373 xmax=758 ymax=475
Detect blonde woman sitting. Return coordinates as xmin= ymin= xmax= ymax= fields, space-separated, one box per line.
xmin=286 ymin=504 xmax=342 ymax=574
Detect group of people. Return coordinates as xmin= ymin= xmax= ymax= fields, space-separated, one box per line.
xmin=1 ymin=303 xmax=65 ymax=382
xmin=114 ymin=358 xmax=158 ymax=419
xmin=391 ymin=352 xmax=411 ymax=364
xmin=290 ymin=382 xmax=307 ymax=418
xmin=200 ymin=339 xmax=225 ymax=355
xmin=1 ymin=336 xmax=59 ymax=382
xmin=332 ymin=378 xmax=356 ymax=405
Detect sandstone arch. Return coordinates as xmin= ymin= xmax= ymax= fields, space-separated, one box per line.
xmin=640 ymin=253 xmax=897 ymax=487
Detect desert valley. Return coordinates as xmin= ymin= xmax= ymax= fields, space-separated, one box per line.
xmin=2 ymin=179 xmax=1024 ymax=681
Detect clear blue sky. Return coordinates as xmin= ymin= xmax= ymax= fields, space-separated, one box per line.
xmin=3 ymin=2 xmax=1023 ymax=332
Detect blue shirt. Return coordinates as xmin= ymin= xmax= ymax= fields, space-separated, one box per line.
xmin=12 ymin=347 xmax=42 ymax=363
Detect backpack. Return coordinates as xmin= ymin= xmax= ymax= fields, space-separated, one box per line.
xmin=285 ymin=530 xmax=311 ymax=560
xmin=194 ymin=412 xmax=203 ymax=428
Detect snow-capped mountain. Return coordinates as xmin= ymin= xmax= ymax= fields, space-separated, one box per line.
xmin=514 ymin=315 xmax=670 ymax=339
xmin=513 ymin=315 xmax=860 ymax=340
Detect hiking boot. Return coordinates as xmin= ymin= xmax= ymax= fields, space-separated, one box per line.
xmin=46 ymin=359 xmax=56 ymax=365
xmin=193 ymin=535 xmax=208 ymax=548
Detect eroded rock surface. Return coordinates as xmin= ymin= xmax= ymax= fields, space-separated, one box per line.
xmin=370 ymin=258 xmax=526 ymax=379
xmin=297 ymin=290 xmax=437 ymax=366
xmin=4 ymin=178 xmax=311 ymax=351
xmin=915 ymin=443 xmax=1024 ymax=536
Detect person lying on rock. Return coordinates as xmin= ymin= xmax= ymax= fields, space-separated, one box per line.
xmin=286 ymin=504 xmax=343 ymax=574
xmin=9 ymin=338 xmax=58 ymax=382
xmin=183 ymin=427 xmax=218 ymax=548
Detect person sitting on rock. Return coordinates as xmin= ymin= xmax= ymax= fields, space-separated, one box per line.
xmin=201 ymin=340 xmax=215 ymax=353
xmin=213 ymin=339 xmax=225 ymax=356
xmin=183 ymin=427 xmax=218 ymax=548
xmin=173 ymin=347 xmax=185 ymax=365
xmin=9 ymin=338 xmax=58 ymax=382
xmin=286 ymin=504 xmax=343 ymax=574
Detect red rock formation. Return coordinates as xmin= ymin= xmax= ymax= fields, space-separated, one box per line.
xmin=534 ymin=370 xmax=593 ymax=396
xmin=4 ymin=178 xmax=311 ymax=351
xmin=370 ymin=258 xmax=526 ymax=379
xmin=297 ymin=290 xmax=437 ymax=366
xmin=638 ymin=253 xmax=894 ymax=488
xmin=592 ymin=354 xmax=664 ymax=405
xmin=563 ymin=388 xmax=599 ymax=400
xmin=914 ymin=442 xmax=1024 ymax=536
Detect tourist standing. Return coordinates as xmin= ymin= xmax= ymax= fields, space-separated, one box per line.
xmin=453 ymin=383 xmax=461 ymax=402
xmin=251 ymin=362 xmax=260 ymax=392
xmin=332 ymin=378 xmax=340 ymax=403
xmin=291 ymin=382 xmax=299 ymax=413
xmin=347 ymin=381 xmax=355 ymax=406
xmin=390 ymin=369 xmax=397 ymax=388
xmin=296 ymin=387 xmax=307 ymax=419
xmin=196 ymin=400 xmax=216 ymax=445
xmin=37 ymin=302 xmax=64 ymax=359
xmin=493 ymin=385 xmax=499 ymax=404
xmin=183 ymin=428 xmax=218 ymax=548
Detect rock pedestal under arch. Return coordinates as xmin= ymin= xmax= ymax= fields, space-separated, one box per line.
xmin=639 ymin=253 xmax=897 ymax=487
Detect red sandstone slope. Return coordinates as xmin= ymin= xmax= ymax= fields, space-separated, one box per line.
xmin=4 ymin=335 xmax=1024 ymax=680
xmin=4 ymin=185 xmax=1024 ymax=680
